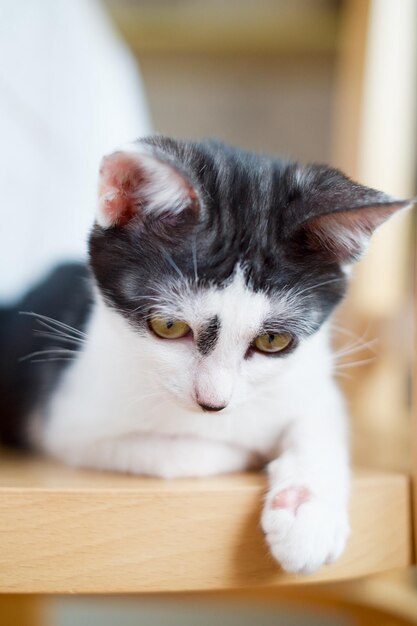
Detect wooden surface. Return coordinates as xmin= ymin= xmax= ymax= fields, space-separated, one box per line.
xmin=414 ymin=201 xmax=417 ymax=557
xmin=332 ymin=0 xmax=370 ymax=179
xmin=0 ymin=596 xmax=41 ymax=626
xmin=2 ymin=570 xmax=417 ymax=626
xmin=0 ymin=453 xmax=412 ymax=594
xmin=332 ymin=0 xmax=416 ymax=475
xmin=209 ymin=568 xmax=417 ymax=626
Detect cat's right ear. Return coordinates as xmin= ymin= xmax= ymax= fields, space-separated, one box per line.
xmin=97 ymin=146 xmax=199 ymax=228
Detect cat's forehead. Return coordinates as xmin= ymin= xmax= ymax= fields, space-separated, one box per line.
xmin=142 ymin=139 xmax=313 ymax=288
xmin=152 ymin=266 xmax=269 ymax=326
xmin=153 ymin=137 xmax=294 ymax=202
xmin=131 ymin=266 xmax=318 ymax=339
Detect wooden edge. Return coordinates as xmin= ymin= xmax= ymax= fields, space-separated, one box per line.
xmin=331 ymin=0 xmax=371 ymax=178
xmin=414 ymin=188 xmax=417 ymax=558
xmin=0 ymin=596 xmax=41 ymax=626
xmin=0 ymin=462 xmax=412 ymax=594
xmin=202 ymin=568 xmax=417 ymax=625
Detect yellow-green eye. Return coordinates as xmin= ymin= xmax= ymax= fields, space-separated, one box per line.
xmin=254 ymin=332 xmax=292 ymax=354
xmin=149 ymin=318 xmax=191 ymax=339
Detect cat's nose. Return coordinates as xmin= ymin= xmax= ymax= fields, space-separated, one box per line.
xmin=194 ymin=362 xmax=234 ymax=413
xmin=198 ymin=402 xmax=227 ymax=412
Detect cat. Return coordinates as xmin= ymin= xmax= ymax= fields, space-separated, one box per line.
xmin=0 ymin=136 xmax=409 ymax=574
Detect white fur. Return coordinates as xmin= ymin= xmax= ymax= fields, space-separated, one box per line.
xmin=132 ymin=148 xmax=191 ymax=218
xmin=315 ymin=220 xmax=369 ymax=259
xmin=36 ymin=268 xmax=350 ymax=574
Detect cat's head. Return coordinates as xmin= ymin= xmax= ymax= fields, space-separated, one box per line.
xmin=89 ymin=136 xmax=409 ymax=412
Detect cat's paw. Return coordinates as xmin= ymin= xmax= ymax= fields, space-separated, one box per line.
xmin=261 ymin=486 xmax=350 ymax=574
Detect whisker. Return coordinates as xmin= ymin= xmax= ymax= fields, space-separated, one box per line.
xmin=334 ymin=371 xmax=353 ymax=380
xmin=33 ymin=319 xmax=80 ymax=338
xmin=130 ymin=303 xmax=155 ymax=314
xmin=335 ymin=339 xmax=378 ymax=359
xmin=334 ymin=357 xmax=375 ymax=370
xmin=111 ymin=306 xmax=156 ymax=322
xmin=330 ymin=324 xmax=362 ymax=339
xmin=130 ymin=295 xmax=163 ymax=303
xmin=331 ymin=322 xmax=378 ymax=364
xmin=33 ymin=330 xmax=85 ymax=346
xmin=19 ymin=348 xmax=76 ymax=363
xmin=192 ymin=236 xmax=199 ymax=282
xmin=161 ymin=249 xmax=184 ymax=280
xmin=20 ymin=311 xmax=87 ymax=338
xmin=330 ymin=321 xmax=372 ymax=339
xmin=297 ymin=277 xmax=346 ymax=297
xmin=28 ymin=357 xmax=75 ymax=363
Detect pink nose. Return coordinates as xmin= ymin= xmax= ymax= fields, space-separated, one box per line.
xmin=194 ymin=364 xmax=235 ymax=412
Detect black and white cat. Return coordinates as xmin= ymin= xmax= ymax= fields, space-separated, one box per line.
xmin=0 ymin=136 xmax=409 ymax=574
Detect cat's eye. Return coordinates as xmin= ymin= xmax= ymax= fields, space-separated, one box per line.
xmin=149 ymin=318 xmax=191 ymax=339
xmin=253 ymin=332 xmax=293 ymax=354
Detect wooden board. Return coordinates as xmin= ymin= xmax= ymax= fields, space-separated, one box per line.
xmin=0 ymin=452 xmax=412 ymax=594
xmin=414 ymin=202 xmax=417 ymax=556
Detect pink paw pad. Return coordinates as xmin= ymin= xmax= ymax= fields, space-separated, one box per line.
xmin=271 ymin=486 xmax=311 ymax=514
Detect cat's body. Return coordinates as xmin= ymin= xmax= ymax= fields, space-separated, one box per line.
xmin=0 ymin=263 xmax=91 ymax=448
xmin=38 ymin=271 xmax=343 ymax=475
xmin=0 ymin=137 xmax=408 ymax=574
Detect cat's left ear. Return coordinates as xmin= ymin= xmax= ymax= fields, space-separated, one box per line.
xmin=293 ymin=177 xmax=412 ymax=263
xmin=97 ymin=145 xmax=199 ymax=228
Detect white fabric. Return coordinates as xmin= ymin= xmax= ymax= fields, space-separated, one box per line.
xmin=0 ymin=0 xmax=151 ymax=302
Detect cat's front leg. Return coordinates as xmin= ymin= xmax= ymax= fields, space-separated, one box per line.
xmin=261 ymin=409 xmax=350 ymax=574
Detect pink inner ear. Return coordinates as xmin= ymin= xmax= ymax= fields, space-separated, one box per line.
xmin=98 ymin=152 xmax=146 ymax=227
xmin=97 ymin=149 xmax=199 ymax=228
xmin=303 ymin=200 xmax=409 ymax=262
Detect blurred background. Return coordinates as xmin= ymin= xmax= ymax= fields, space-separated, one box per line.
xmin=0 ymin=0 xmax=416 ymax=624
